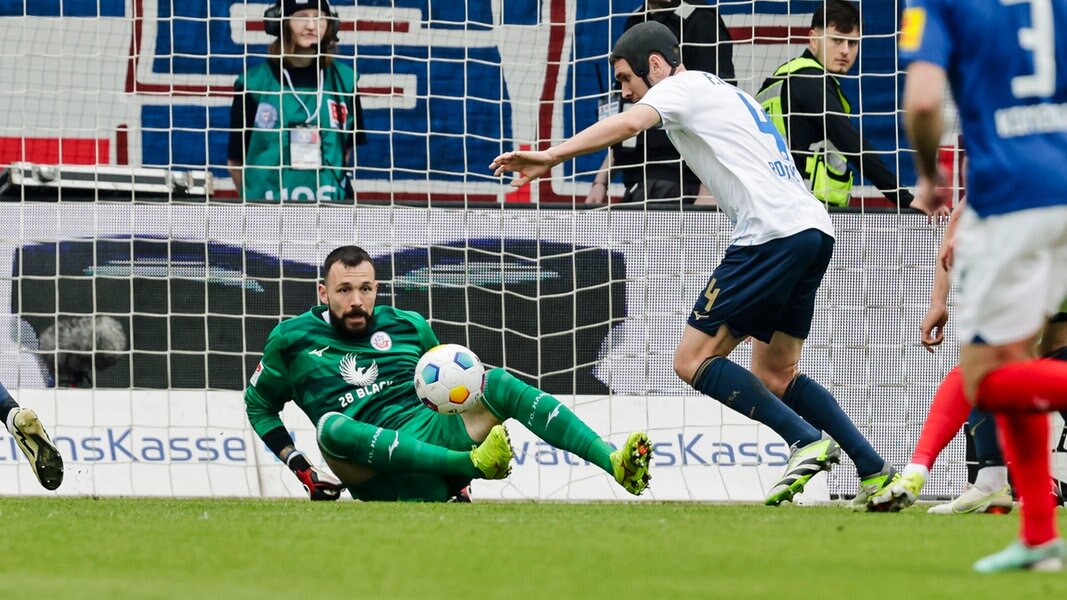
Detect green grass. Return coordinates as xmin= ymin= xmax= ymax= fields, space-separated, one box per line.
xmin=3 ymin=498 xmax=1067 ymax=599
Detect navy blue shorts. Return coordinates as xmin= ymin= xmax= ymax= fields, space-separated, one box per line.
xmin=687 ymin=228 xmax=834 ymax=343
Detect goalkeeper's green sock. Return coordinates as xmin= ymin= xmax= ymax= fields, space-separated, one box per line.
xmin=317 ymin=413 xmax=481 ymax=478
xmin=481 ymin=368 xmax=614 ymax=473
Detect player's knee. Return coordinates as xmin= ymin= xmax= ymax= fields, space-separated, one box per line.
xmin=673 ymin=354 xmax=697 ymax=384
xmin=481 ymin=367 xmax=514 ymax=406
xmin=962 ymin=366 xmax=993 ymax=408
xmin=963 ymin=380 xmax=982 ymax=408
xmin=752 ymin=365 xmax=794 ymax=398
xmin=315 ymin=411 xmax=378 ymax=460
xmin=477 ymin=367 xmax=521 ymax=423
xmin=485 ymin=367 xmax=511 ymax=390
xmin=763 ymin=377 xmax=790 ymax=399
xmin=315 ymin=411 xmax=347 ymax=457
xmin=672 ymin=359 xmax=687 ymax=383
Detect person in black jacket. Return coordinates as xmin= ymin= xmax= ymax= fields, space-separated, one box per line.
xmin=587 ymin=0 xmax=733 ymax=205
xmin=756 ymin=0 xmax=931 ymax=211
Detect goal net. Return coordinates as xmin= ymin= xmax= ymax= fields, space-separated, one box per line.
xmin=0 ymin=0 xmax=1009 ymax=502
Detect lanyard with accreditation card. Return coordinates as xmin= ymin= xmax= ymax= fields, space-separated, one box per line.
xmin=290 ymin=127 xmax=322 ymax=170
xmin=283 ymin=69 xmax=324 ymax=170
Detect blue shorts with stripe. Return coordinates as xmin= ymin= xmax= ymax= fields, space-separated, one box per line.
xmin=687 ymin=228 xmax=834 ymax=343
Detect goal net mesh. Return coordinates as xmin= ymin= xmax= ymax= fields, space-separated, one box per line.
xmin=0 ymin=0 xmax=985 ymax=501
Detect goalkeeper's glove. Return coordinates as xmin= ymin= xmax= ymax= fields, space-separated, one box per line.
xmin=286 ymin=451 xmax=343 ymax=501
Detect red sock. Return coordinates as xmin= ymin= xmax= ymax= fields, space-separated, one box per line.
xmin=994 ymin=413 xmax=1057 ymax=546
xmin=912 ymin=366 xmax=970 ymax=469
xmin=977 ymin=359 xmax=1067 ymax=412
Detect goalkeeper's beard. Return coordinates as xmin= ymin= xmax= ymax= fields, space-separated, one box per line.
xmin=329 ymin=307 xmax=373 ymax=337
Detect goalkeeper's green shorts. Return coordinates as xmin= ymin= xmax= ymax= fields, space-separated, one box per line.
xmin=346 ymin=408 xmax=476 ymax=502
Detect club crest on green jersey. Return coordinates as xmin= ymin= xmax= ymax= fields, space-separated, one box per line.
xmin=370 ymin=331 xmax=392 ymax=351
xmin=340 ymin=353 xmax=379 ymax=387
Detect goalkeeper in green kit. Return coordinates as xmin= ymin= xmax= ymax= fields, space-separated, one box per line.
xmin=245 ymin=245 xmax=652 ymax=501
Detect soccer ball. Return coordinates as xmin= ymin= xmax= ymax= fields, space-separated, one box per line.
xmin=414 ymin=344 xmax=486 ymax=414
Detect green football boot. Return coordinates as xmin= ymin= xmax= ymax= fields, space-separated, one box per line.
xmin=850 ymin=464 xmax=900 ymax=511
xmin=611 ymin=431 xmax=652 ymax=496
xmin=470 ymin=424 xmax=513 ymax=480
xmin=765 ymin=435 xmax=840 ymax=506
xmin=867 ymin=470 xmax=925 ymax=512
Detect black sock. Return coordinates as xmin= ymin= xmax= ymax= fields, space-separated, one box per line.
xmin=692 ymin=357 xmax=820 ymax=448
xmin=781 ymin=374 xmax=883 ymax=477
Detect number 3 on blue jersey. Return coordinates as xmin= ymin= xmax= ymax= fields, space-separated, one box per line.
xmin=1003 ymin=0 xmax=1056 ymax=98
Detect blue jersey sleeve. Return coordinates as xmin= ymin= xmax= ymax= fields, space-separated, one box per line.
xmin=899 ymin=0 xmax=952 ymax=68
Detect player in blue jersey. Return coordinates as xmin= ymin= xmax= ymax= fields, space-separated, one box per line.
xmin=492 ymin=21 xmax=900 ymax=508
xmin=900 ymin=0 xmax=1067 ymax=572
xmin=0 ymin=381 xmax=63 ymax=490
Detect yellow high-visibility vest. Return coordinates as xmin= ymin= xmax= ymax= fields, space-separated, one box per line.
xmin=756 ymin=57 xmax=854 ymax=207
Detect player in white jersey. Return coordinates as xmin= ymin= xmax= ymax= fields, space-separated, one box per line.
xmin=491 ymin=21 xmax=897 ymax=507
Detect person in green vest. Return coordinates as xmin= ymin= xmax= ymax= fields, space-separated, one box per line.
xmin=227 ymin=0 xmax=365 ymax=203
xmin=245 ymin=245 xmax=652 ymax=501
xmin=756 ymin=1 xmax=927 ymax=211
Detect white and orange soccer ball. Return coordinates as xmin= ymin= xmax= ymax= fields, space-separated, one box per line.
xmin=414 ymin=344 xmax=486 ymax=414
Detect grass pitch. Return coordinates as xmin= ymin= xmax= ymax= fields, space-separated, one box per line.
xmin=3 ymin=498 xmax=1067 ymax=599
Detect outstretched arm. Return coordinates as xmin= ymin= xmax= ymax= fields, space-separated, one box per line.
xmin=904 ymin=61 xmax=949 ymax=216
xmin=245 ymin=330 xmax=343 ymax=500
xmin=246 ymin=385 xmax=344 ymax=501
xmin=920 ymin=197 xmax=966 ymax=352
xmin=490 ymin=105 xmax=661 ymax=187
xmin=921 ymin=236 xmax=952 ymax=352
